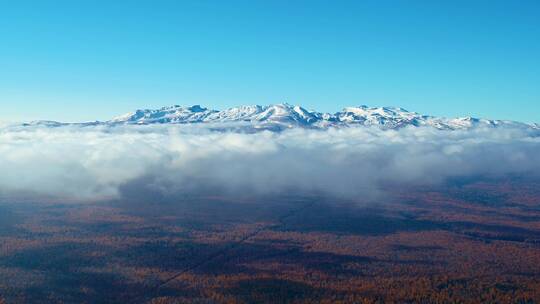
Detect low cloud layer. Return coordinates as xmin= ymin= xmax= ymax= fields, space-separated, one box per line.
xmin=1 ymin=124 xmax=539 ymax=203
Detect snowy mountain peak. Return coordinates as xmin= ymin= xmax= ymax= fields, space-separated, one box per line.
xmin=106 ymin=104 xmax=538 ymax=130
xmin=110 ymin=105 xmax=217 ymax=124
xmin=186 ymin=105 xmax=207 ymax=112
xmin=17 ymin=104 xmax=537 ymax=132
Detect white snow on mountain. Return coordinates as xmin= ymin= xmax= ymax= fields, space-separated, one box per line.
xmin=109 ymin=105 xmax=218 ymax=124
xmin=8 ymin=103 xmax=539 ymax=131
xmin=107 ymin=103 xmax=537 ymax=131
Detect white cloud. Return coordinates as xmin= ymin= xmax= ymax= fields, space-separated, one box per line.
xmin=0 ymin=124 xmax=539 ymax=202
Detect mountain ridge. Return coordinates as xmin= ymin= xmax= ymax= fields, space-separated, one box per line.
xmin=13 ymin=103 xmax=540 ymax=131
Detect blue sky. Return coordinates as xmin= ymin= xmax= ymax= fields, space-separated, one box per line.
xmin=0 ymin=0 xmax=539 ymax=122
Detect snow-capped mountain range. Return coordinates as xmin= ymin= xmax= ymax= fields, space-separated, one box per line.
xmin=14 ymin=103 xmax=540 ymax=131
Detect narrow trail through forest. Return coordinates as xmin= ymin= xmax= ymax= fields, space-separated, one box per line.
xmin=133 ymin=200 xmax=316 ymax=303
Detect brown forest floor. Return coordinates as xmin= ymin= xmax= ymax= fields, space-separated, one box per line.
xmin=0 ymin=177 xmax=539 ymax=303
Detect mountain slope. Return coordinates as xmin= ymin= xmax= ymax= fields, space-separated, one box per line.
xmin=10 ymin=103 xmax=538 ymax=131
xmin=107 ymin=103 xmax=537 ymax=131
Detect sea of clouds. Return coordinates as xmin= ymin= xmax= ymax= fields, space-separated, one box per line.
xmin=0 ymin=124 xmax=539 ymax=203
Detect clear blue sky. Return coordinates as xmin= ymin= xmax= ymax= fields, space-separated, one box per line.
xmin=0 ymin=0 xmax=539 ymax=122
